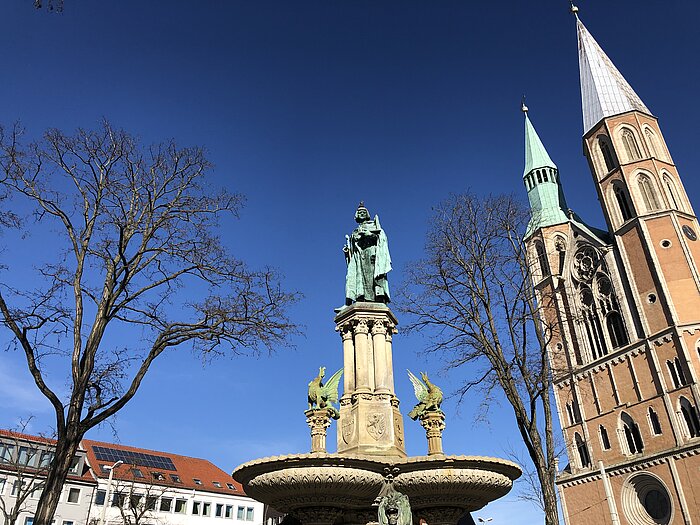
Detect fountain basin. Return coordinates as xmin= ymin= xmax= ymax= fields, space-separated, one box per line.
xmin=233 ymin=453 xmax=521 ymax=524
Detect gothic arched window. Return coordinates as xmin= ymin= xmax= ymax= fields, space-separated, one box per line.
xmin=535 ymin=241 xmax=549 ymax=278
xmin=679 ymin=397 xmax=700 ymax=438
xmin=621 ymin=128 xmax=642 ymax=161
xmin=575 ymin=433 xmax=591 ymax=468
xmin=597 ymin=135 xmax=618 ymax=172
xmin=599 ymin=425 xmax=611 ymax=450
xmin=606 ymin=312 xmax=628 ymax=349
xmin=648 ymin=407 xmax=662 ymax=435
xmin=613 ymin=181 xmax=634 ymax=222
xmin=663 ymin=174 xmax=681 ymax=211
xmin=621 ymin=412 xmax=644 ymax=454
xmin=638 ymin=174 xmax=660 ymax=212
xmin=644 ymin=127 xmax=660 ymax=158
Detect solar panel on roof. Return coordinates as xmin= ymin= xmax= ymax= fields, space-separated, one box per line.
xmin=92 ymin=446 xmax=177 ymax=471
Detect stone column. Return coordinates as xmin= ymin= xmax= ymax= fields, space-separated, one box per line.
xmin=341 ymin=323 xmax=355 ymax=398
xmin=419 ymin=411 xmax=446 ymax=456
xmin=305 ymin=408 xmax=335 ymax=453
xmin=372 ymin=321 xmax=389 ymax=393
xmin=385 ymin=327 xmax=395 ymax=393
xmin=355 ymin=320 xmax=371 ymax=393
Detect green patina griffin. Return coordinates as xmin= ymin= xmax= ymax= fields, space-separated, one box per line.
xmin=344 ymin=202 xmax=392 ymax=305
xmin=523 ymin=112 xmax=570 ymax=237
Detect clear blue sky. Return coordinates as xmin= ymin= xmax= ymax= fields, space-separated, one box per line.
xmin=1 ymin=1 xmax=700 ymax=523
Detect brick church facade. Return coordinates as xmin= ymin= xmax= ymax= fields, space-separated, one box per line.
xmin=523 ymin=8 xmax=700 ymax=525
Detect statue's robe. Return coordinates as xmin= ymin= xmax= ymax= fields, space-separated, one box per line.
xmin=345 ymin=215 xmax=392 ymax=303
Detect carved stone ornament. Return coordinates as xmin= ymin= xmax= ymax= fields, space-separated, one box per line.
xmin=342 ymin=415 xmax=356 ymax=444
xmin=367 ymin=412 xmax=387 ymax=440
xmin=573 ymin=245 xmax=600 ymax=282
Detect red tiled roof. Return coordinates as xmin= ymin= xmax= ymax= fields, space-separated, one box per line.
xmin=82 ymin=439 xmax=246 ymax=496
xmin=0 ymin=428 xmax=59 ymax=446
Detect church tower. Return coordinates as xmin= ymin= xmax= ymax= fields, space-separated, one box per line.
xmin=524 ymin=8 xmax=700 ymax=525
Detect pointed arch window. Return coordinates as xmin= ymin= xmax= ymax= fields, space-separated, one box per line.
xmin=574 ymin=433 xmax=591 ymax=468
xmin=620 ymin=412 xmax=644 ymax=454
xmin=606 ymin=312 xmax=628 ymax=349
xmin=621 ymin=128 xmax=642 ymax=161
xmin=597 ymin=135 xmax=618 ymax=172
xmin=554 ymin=237 xmax=566 ymax=275
xmin=648 ymin=407 xmax=662 ymax=435
xmin=679 ymin=397 xmax=700 ymax=438
xmin=612 ymin=181 xmax=634 ymax=222
xmin=599 ymin=425 xmax=611 ymax=450
xmin=638 ymin=174 xmax=660 ymax=211
xmin=535 ymin=241 xmax=549 ymax=279
xmin=667 ymin=357 xmax=687 ymax=389
xmin=663 ymin=174 xmax=681 ymax=211
xmin=644 ymin=127 xmax=660 ymax=158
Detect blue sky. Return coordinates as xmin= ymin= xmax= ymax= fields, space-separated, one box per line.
xmin=1 ymin=1 xmax=700 ymax=524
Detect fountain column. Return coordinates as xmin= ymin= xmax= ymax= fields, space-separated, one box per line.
xmin=336 ymin=302 xmax=406 ymax=457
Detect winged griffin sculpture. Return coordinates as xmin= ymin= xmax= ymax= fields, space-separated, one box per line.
xmin=308 ymin=366 xmax=343 ymax=418
xmin=407 ymin=370 xmax=443 ymax=420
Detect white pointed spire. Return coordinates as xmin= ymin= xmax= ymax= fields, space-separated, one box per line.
xmin=577 ymin=16 xmax=651 ymax=134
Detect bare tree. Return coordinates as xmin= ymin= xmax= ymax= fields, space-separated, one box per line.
xmin=399 ymin=193 xmax=561 ymax=525
xmin=33 ymin=0 xmax=63 ymax=12
xmin=0 ymin=121 xmax=299 ymax=525
xmin=108 ymin=471 xmax=170 ymax=525
xmin=0 ymin=422 xmax=50 ymax=525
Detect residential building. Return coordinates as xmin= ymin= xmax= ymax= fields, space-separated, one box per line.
xmin=0 ymin=429 xmax=96 ymax=525
xmin=523 ymin=7 xmax=700 ymax=525
xmin=82 ymin=439 xmax=264 ymax=525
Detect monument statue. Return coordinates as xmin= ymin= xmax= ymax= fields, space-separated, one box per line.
xmin=377 ymin=484 xmax=412 ymax=525
xmin=407 ymin=370 xmax=444 ymax=420
xmin=308 ymin=366 xmax=343 ymax=418
xmin=344 ymin=202 xmax=392 ymax=305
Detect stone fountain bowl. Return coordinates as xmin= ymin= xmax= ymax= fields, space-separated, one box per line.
xmin=233 ymin=453 xmax=521 ymax=522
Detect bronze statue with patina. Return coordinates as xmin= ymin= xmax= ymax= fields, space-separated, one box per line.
xmin=343 ymin=202 xmax=392 ymax=306
xmin=407 ymin=370 xmax=444 ymax=420
xmin=307 ymin=366 xmax=343 ymax=419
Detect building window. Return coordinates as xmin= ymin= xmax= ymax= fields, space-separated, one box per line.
xmin=12 ymin=480 xmax=25 ymax=496
xmin=39 ymin=451 xmax=54 ymax=468
xmin=132 ymin=468 xmax=144 ymax=478
xmin=67 ymin=487 xmax=80 ymax=504
xmin=160 ymin=497 xmax=173 ymax=512
xmin=621 ymin=412 xmax=644 ymax=454
xmin=130 ymin=494 xmax=142 ymax=509
xmin=203 ymin=503 xmax=212 ymax=517
xmin=146 ymin=497 xmax=157 ymax=511
xmin=112 ymin=492 xmax=125 ymax=507
xmin=212 ymin=481 xmax=221 ymax=488
xmin=0 ymin=444 xmax=15 ymax=463
xmin=151 ymin=472 xmax=165 ymax=481
xmin=18 ymin=447 xmax=37 ymax=466
xmin=638 ymin=174 xmax=660 ymax=211
xmin=597 ymin=135 xmax=618 ymax=172
xmin=667 ymin=358 xmax=687 ymax=389
xmin=663 ymin=174 xmax=681 ymax=210
xmin=246 ymin=508 xmax=254 ymax=521
xmin=599 ymin=425 xmax=611 ymax=450
xmin=606 ymin=312 xmax=628 ymax=349
xmin=193 ymin=478 xmax=203 ymax=485
xmin=216 ymin=504 xmax=224 ymax=518
xmin=644 ymin=127 xmax=659 ymax=158
xmin=613 ymin=181 xmax=634 ymax=222
xmin=238 ymin=506 xmax=245 ymax=520
xmin=30 ymin=484 xmax=43 ymax=499
xmin=226 ymin=483 xmax=235 ymax=490
xmin=535 ymin=241 xmax=549 ymax=278
xmin=62 ymin=521 xmax=74 ymax=525
xmin=193 ymin=501 xmax=202 ymax=515
xmin=68 ymin=456 xmax=80 ymax=474
xmin=621 ymin=128 xmax=642 ymax=161
xmin=649 ymin=407 xmax=662 ymax=435
xmin=24 ymin=518 xmax=34 ymax=525
xmin=0 ymin=478 xmax=6 ymax=494
xmin=679 ymin=396 xmax=700 ymax=438
xmin=175 ymin=499 xmax=187 ymax=514
xmin=225 ymin=505 xmax=234 ymax=519
xmin=170 ymin=474 xmax=182 ymax=483
xmin=574 ymin=433 xmax=591 ymax=468
xmin=554 ymin=237 xmax=566 ymax=275
xmin=95 ymin=489 xmax=106 ymax=506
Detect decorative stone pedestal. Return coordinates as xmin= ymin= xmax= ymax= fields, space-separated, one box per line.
xmin=305 ymin=408 xmax=337 ymax=453
xmin=419 ymin=411 xmax=446 ymax=456
xmin=335 ymin=303 xmax=406 ymax=457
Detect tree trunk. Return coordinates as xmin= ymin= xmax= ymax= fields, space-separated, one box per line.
xmin=32 ymin=431 xmax=84 ymax=525
xmin=542 ymin=471 xmax=559 ymax=525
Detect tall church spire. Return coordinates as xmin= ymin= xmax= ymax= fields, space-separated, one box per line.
xmin=576 ymin=13 xmax=651 ymax=134
xmin=522 ymin=110 xmax=569 ymax=237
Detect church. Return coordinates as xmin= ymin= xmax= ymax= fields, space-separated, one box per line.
xmin=523 ymin=7 xmax=700 ymax=525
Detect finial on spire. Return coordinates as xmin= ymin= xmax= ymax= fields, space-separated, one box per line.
xmin=521 ymin=95 xmax=528 ymax=115
xmin=570 ymin=2 xmax=579 ymax=17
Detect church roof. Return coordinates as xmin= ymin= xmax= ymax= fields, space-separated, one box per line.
xmin=577 ymin=16 xmax=651 ymax=134
xmin=524 ymin=112 xmax=557 ymax=178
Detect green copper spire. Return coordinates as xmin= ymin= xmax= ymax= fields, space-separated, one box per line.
xmin=522 ymin=107 xmax=569 ymax=237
